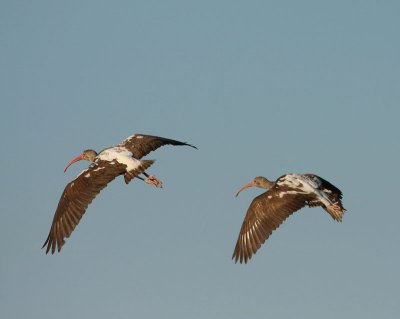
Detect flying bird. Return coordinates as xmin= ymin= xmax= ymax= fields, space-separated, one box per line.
xmin=42 ymin=133 xmax=196 ymax=254
xmin=232 ymin=174 xmax=346 ymax=264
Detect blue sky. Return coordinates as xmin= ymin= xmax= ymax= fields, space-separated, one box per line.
xmin=1 ymin=1 xmax=399 ymax=318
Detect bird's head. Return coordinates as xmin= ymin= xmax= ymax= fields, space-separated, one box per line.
xmin=235 ymin=176 xmax=273 ymax=197
xmin=63 ymin=149 xmax=98 ymax=172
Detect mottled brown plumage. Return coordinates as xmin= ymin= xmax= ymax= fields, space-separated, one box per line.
xmin=232 ymin=174 xmax=346 ymax=264
xmin=43 ymin=133 xmax=196 ymax=254
xmin=43 ymin=160 xmax=131 ymax=254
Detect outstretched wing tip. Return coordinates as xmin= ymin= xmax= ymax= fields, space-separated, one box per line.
xmin=119 ymin=134 xmax=197 ymax=158
xmin=185 ymin=142 xmax=197 ymax=149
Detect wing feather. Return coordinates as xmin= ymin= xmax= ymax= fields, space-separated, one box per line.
xmin=118 ymin=134 xmax=196 ymax=159
xmin=42 ymin=160 xmax=127 ymax=254
xmin=232 ymin=189 xmax=310 ymax=264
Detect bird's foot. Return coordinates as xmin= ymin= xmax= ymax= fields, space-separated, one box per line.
xmin=144 ymin=175 xmax=163 ymax=188
xmin=327 ymin=203 xmax=345 ymax=222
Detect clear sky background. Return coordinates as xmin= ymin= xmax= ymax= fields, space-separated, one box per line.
xmin=1 ymin=1 xmax=399 ymax=318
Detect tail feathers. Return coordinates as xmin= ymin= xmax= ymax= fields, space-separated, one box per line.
xmin=325 ymin=202 xmax=346 ymax=222
xmin=124 ymin=159 xmax=154 ymax=184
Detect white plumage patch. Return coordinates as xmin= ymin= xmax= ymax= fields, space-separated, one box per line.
xmin=278 ymin=190 xmax=303 ymax=198
xmin=77 ymin=169 xmax=89 ymax=178
xmin=126 ymin=134 xmax=143 ymax=141
xmin=97 ymin=147 xmax=142 ymax=171
xmin=277 ymin=174 xmax=320 ymax=189
xmin=277 ymin=174 xmax=332 ymax=207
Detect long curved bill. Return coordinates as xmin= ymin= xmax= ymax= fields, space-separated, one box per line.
xmin=64 ymin=153 xmax=85 ymax=172
xmin=235 ymin=181 xmax=255 ymax=197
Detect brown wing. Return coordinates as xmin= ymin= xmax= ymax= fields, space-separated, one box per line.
xmin=118 ymin=134 xmax=197 ymax=159
xmin=42 ymin=160 xmax=127 ymax=254
xmin=232 ymin=190 xmax=312 ymax=264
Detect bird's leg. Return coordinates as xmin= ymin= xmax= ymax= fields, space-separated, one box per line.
xmin=142 ymin=172 xmax=163 ymax=188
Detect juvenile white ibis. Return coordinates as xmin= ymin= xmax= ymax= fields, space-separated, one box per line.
xmin=232 ymin=173 xmax=346 ymax=264
xmin=42 ymin=133 xmax=196 ymax=254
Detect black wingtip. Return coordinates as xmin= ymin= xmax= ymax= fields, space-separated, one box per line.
xmin=184 ymin=142 xmax=197 ymax=149
xmin=42 ymin=234 xmax=58 ymax=254
xmin=41 ymin=236 xmax=51 ymax=254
